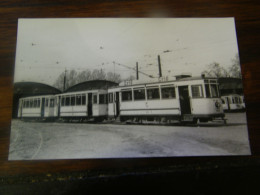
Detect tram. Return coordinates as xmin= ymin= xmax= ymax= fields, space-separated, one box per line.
xmin=108 ymin=76 xmax=225 ymax=124
xmin=17 ymin=76 xmax=226 ymax=124
xmin=221 ymin=94 xmax=245 ymax=111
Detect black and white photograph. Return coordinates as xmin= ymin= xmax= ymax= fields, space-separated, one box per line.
xmin=9 ymin=18 xmax=251 ymax=160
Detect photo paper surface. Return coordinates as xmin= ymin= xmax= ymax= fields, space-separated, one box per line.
xmin=9 ymin=18 xmax=251 ymax=160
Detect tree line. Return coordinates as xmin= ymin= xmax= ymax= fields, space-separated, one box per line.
xmin=53 ymin=69 xmax=135 ymax=91
xmin=201 ymin=54 xmax=242 ymax=78
xmin=53 ymin=54 xmax=242 ymax=91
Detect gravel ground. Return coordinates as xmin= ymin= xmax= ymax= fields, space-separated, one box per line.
xmin=8 ymin=113 xmax=251 ymax=160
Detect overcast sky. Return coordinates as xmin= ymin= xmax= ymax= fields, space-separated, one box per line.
xmin=14 ymin=18 xmax=239 ymax=85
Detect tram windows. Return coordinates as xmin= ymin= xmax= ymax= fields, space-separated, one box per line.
xmin=147 ymin=88 xmax=160 ymax=100
xmin=191 ymin=85 xmax=203 ymax=98
xmin=108 ymin=93 xmax=113 ymax=103
xmin=99 ymin=94 xmax=106 ymax=104
xmin=30 ymin=100 xmax=33 ymax=108
xmin=161 ymin=87 xmax=176 ymax=99
xmin=61 ymin=97 xmax=65 ymax=106
xmin=134 ymin=88 xmax=145 ymax=101
xmin=233 ymin=96 xmax=240 ymax=104
xmin=26 ymin=100 xmax=29 ymax=108
xmin=76 ymin=95 xmax=81 ymax=105
xmin=65 ymin=96 xmax=70 ymax=106
xmin=210 ymin=85 xmax=219 ymax=97
xmin=122 ymin=90 xmax=132 ymax=101
xmin=93 ymin=94 xmax=97 ymax=104
xmin=50 ymin=99 xmax=55 ymax=107
xmin=205 ymin=84 xmax=211 ymax=98
xmin=71 ymin=96 xmax=75 ymax=106
xmin=33 ymin=99 xmax=37 ymax=108
xmin=37 ymin=99 xmax=40 ymax=107
xmin=205 ymin=84 xmax=219 ymax=98
xmin=82 ymin=94 xmax=86 ymax=105
xmin=45 ymin=99 xmax=49 ymax=107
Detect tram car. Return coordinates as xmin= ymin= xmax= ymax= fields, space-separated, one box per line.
xmin=221 ymin=94 xmax=245 ymax=111
xmin=57 ymin=89 xmax=108 ymax=121
xmin=108 ymin=76 xmax=225 ymax=124
xmin=17 ymin=95 xmax=57 ymax=120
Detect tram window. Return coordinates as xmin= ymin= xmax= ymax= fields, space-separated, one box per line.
xmin=205 ymin=84 xmax=210 ymax=98
xmin=99 ymin=94 xmax=106 ymax=104
xmin=33 ymin=99 xmax=37 ymax=108
xmin=26 ymin=100 xmax=29 ymax=108
xmin=134 ymin=88 xmax=145 ymax=101
xmin=191 ymin=85 xmax=203 ymax=98
xmin=45 ymin=99 xmax=49 ymax=107
xmin=234 ymin=97 xmax=239 ymax=104
xmin=76 ymin=95 xmax=81 ymax=105
xmin=30 ymin=100 xmax=33 ymax=108
xmin=23 ymin=101 xmax=26 ymax=108
xmin=65 ymin=96 xmax=70 ymax=106
xmin=147 ymin=88 xmax=160 ymax=100
xmin=205 ymin=84 xmax=219 ymax=98
xmin=122 ymin=90 xmax=132 ymax=101
xmin=161 ymin=87 xmax=175 ymax=99
xmin=71 ymin=96 xmax=75 ymax=106
xmin=37 ymin=99 xmax=40 ymax=107
xmin=108 ymin=93 xmax=113 ymax=103
xmin=82 ymin=94 xmax=86 ymax=105
xmin=61 ymin=97 xmax=65 ymax=106
xmin=50 ymin=99 xmax=55 ymax=107
xmin=93 ymin=94 xmax=97 ymax=104
xmin=210 ymin=85 xmax=218 ymax=98
xmin=239 ymin=97 xmax=243 ymax=103
xmin=221 ymin=99 xmax=225 ymax=104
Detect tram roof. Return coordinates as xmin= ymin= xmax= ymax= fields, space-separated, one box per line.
xmin=118 ymin=76 xmax=218 ymax=87
xmin=13 ymin=82 xmax=61 ymax=97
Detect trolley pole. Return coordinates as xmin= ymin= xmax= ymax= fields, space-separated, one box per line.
xmin=136 ymin=62 xmax=139 ymax=80
xmin=158 ymin=55 xmax=162 ymax=77
xmin=63 ymin=69 xmax=67 ymax=92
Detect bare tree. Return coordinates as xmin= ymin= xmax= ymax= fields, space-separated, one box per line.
xmin=77 ymin=70 xmax=92 ymax=83
xmin=53 ymin=72 xmax=65 ymax=91
xmin=229 ymin=54 xmax=242 ymax=78
xmin=53 ymin=69 xmax=123 ymax=91
xmin=91 ymin=69 xmax=106 ymax=80
xmin=202 ymin=62 xmax=229 ymax=78
xmin=106 ymin=72 xmax=122 ymax=83
xmin=66 ymin=69 xmax=78 ymax=88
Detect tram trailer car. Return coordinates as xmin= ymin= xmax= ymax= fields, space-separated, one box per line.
xmin=18 ymin=95 xmax=57 ymax=120
xmin=57 ymin=89 xmax=108 ymax=121
xmin=108 ymin=77 xmax=225 ymax=124
xmin=221 ymin=94 xmax=245 ymax=112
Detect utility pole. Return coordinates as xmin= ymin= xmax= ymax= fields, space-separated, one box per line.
xmin=136 ymin=62 xmax=139 ymax=80
xmin=158 ymin=55 xmax=162 ymax=77
xmin=63 ymin=69 xmax=67 ymax=92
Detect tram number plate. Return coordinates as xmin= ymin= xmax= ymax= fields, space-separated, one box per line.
xmin=183 ymin=115 xmax=193 ymax=121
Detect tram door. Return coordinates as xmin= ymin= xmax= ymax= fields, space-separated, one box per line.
xmin=88 ymin=93 xmax=93 ymax=116
xmin=178 ymin=86 xmax=191 ymax=115
xmin=41 ymin=98 xmax=45 ymax=117
xmin=115 ymin=92 xmax=120 ymax=117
